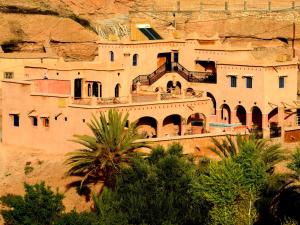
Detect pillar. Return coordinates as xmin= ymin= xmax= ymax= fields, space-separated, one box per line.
xmin=157 ymin=122 xmax=163 ymax=138
xmin=244 ymin=0 xmax=247 ymax=11
xmin=262 ymin=114 xmax=270 ymax=139
xmin=246 ymin=113 xmax=252 ymax=129
xmin=216 ymin=109 xmax=221 ymax=123
xmin=225 ymin=1 xmax=229 ymax=11
xmin=231 ymin=110 xmax=236 ymax=124
xmin=278 ymin=107 xmax=285 ymax=140
xmin=268 ymin=0 xmax=271 ymax=11
xmin=292 ymin=1 xmax=295 ymax=9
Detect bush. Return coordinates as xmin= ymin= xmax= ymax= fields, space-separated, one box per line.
xmin=288 ymin=148 xmax=300 ymax=174
xmin=55 ymin=210 xmax=98 ymax=225
xmin=0 ymin=182 xmax=64 ymax=225
xmin=95 ymin=143 xmax=210 ymax=225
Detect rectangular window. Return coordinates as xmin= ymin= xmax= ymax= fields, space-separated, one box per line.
xmin=4 ymin=72 xmax=14 ymax=79
xmin=230 ymin=76 xmax=237 ymax=87
xmin=279 ymin=77 xmax=285 ymax=88
xmin=32 ymin=117 xmax=38 ymax=126
xmin=43 ymin=118 xmax=49 ymax=127
xmin=246 ymin=77 xmax=252 ymax=88
xmin=13 ymin=115 xmax=19 ymax=127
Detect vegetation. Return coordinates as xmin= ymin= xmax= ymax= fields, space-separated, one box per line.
xmin=65 ymin=109 xmax=147 ymax=190
xmin=3 ymin=110 xmax=300 ymax=224
xmin=0 ymin=182 xmax=64 ymax=225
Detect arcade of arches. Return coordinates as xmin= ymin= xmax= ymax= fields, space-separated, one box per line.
xmin=135 ymin=113 xmax=208 ymax=138
xmin=215 ymin=103 xmax=294 ymax=138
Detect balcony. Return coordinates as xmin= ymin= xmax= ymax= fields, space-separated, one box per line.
xmin=132 ymin=62 xmax=217 ymax=90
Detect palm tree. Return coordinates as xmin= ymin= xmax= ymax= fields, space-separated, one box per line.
xmin=65 ymin=109 xmax=147 ymax=190
xmin=208 ymin=135 xmax=286 ymax=171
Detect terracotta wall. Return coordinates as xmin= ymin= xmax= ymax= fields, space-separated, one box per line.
xmin=33 ymin=79 xmax=71 ymax=95
xmin=285 ymin=128 xmax=300 ymax=143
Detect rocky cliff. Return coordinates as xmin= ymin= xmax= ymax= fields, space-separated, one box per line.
xmin=1 ymin=0 xmax=300 ymax=61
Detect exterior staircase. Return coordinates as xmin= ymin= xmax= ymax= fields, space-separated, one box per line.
xmin=132 ymin=62 xmax=217 ymax=90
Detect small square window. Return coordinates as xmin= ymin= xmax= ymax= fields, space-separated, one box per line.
xmin=13 ymin=115 xmax=19 ymax=127
xmin=246 ymin=77 xmax=252 ymax=88
xmin=230 ymin=76 xmax=237 ymax=87
xmin=279 ymin=77 xmax=285 ymax=88
xmin=4 ymin=72 xmax=14 ymax=79
xmin=32 ymin=117 xmax=38 ymax=126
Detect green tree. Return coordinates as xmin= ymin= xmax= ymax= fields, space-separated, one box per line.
xmin=94 ymin=143 xmax=210 ymax=225
xmin=65 ymin=109 xmax=147 ymax=190
xmin=0 ymin=182 xmax=64 ymax=225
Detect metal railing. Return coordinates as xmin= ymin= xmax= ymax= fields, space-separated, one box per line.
xmin=132 ymin=62 xmax=217 ymax=87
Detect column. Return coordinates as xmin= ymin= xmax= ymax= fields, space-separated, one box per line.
xmin=216 ymin=109 xmax=221 ymax=123
xmin=246 ymin=113 xmax=252 ymax=129
xmin=262 ymin=114 xmax=270 ymax=139
xmin=278 ymin=107 xmax=285 ymax=140
xmin=157 ymin=122 xmax=163 ymax=138
xmin=231 ymin=110 xmax=236 ymax=124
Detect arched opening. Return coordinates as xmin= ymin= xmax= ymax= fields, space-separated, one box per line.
xmin=175 ymin=81 xmax=181 ymax=94
xmin=109 ymin=51 xmax=114 ymax=62
xmin=186 ymin=87 xmax=195 ymax=96
xmin=187 ymin=113 xmax=206 ymax=134
xmin=74 ymin=78 xmax=82 ymax=99
xmin=163 ymin=114 xmax=181 ymax=136
xmin=115 ymin=83 xmax=120 ymax=97
xmin=136 ymin=117 xmax=157 ymax=138
xmin=92 ymin=82 xmax=99 ymax=97
xmin=268 ymin=108 xmax=280 ymax=138
xmin=220 ymin=104 xmax=231 ymax=124
xmin=252 ymin=106 xmax=262 ymax=128
xmin=236 ymin=105 xmax=247 ymax=125
xmin=87 ymin=83 xmax=91 ymax=97
xmin=167 ymin=81 xmax=173 ymax=93
xmin=207 ymin=92 xmax=216 ymax=115
xmin=133 ymin=54 xmax=138 ymax=66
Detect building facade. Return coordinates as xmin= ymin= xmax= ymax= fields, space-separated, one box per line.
xmin=1 ymin=35 xmax=299 ymax=152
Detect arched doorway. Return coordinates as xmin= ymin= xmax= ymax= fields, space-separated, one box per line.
xmin=268 ymin=108 xmax=280 ymax=138
xmin=252 ymin=106 xmax=262 ymax=128
xmin=236 ymin=105 xmax=247 ymax=125
xmin=92 ymin=82 xmax=99 ymax=97
xmin=115 ymin=84 xmax=120 ymax=97
xmin=187 ymin=113 xmax=206 ymax=134
xmin=167 ymin=81 xmax=173 ymax=93
xmin=163 ymin=114 xmax=181 ymax=136
xmin=136 ymin=117 xmax=157 ymax=138
xmin=207 ymin=92 xmax=216 ymax=115
xmin=174 ymin=81 xmax=181 ymax=94
xmin=186 ymin=87 xmax=195 ymax=96
xmin=220 ymin=104 xmax=231 ymax=124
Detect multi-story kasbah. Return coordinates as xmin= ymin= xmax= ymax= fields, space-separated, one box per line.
xmin=1 ymin=26 xmax=299 ymax=154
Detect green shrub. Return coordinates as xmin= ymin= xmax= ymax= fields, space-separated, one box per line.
xmin=288 ymin=148 xmax=300 ymax=174
xmin=54 ymin=210 xmax=98 ymax=225
xmin=0 ymin=182 xmax=64 ymax=225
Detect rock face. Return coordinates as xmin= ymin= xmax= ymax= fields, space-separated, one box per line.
xmin=0 ymin=0 xmax=300 ymax=61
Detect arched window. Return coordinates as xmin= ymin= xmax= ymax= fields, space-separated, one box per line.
xmin=87 ymin=83 xmax=91 ymax=97
xmin=115 ymin=84 xmax=120 ymax=97
xmin=92 ymin=82 xmax=98 ymax=97
xmin=133 ymin=54 xmax=138 ymax=66
xmin=109 ymin=51 xmax=114 ymax=62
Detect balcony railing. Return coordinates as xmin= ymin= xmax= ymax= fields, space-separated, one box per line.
xmin=132 ymin=62 xmax=216 ymax=89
